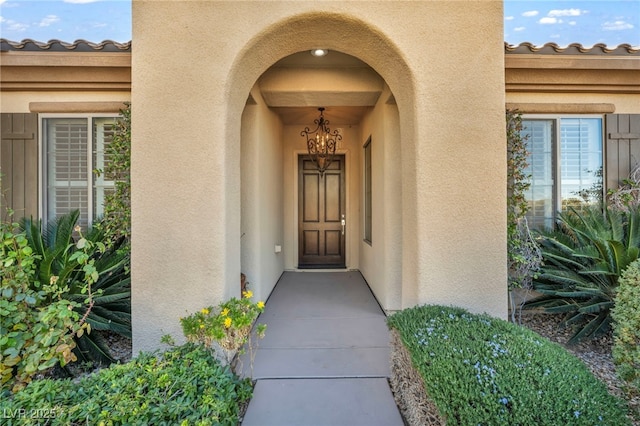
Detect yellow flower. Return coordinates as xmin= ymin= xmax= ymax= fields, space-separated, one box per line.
xmin=257 ymin=301 xmax=265 ymax=309
xmin=199 ymin=324 xmax=205 ymax=329
xmin=50 ymin=276 xmax=59 ymax=285
xmin=221 ymin=308 xmax=230 ymax=316
xmin=224 ymin=317 xmax=232 ymax=328
xmin=201 ymin=308 xmax=210 ymax=315
xmin=242 ymin=290 xmax=253 ymax=299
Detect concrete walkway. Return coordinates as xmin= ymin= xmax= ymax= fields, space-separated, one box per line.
xmin=240 ymin=271 xmax=403 ymax=426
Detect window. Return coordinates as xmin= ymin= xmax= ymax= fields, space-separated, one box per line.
xmin=42 ymin=115 xmax=118 ymax=228
xmin=363 ymin=137 xmax=372 ymax=244
xmin=522 ymin=117 xmax=603 ymax=229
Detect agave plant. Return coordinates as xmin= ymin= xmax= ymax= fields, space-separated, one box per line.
xmin=21 ymin=210 xmax=130 ymax=364
xmin=527 ymin=206 xmax=640 ymax=343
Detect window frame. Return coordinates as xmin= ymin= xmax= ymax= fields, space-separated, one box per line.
xmin=39 ymin=113 xmax=120 ymax=226
xmin=521 ymin=114 xmax=605 ymax=228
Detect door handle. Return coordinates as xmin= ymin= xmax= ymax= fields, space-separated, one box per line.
xmin=341 ymin=214 xmax=346 ymax=235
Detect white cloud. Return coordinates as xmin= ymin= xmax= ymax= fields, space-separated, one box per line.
xmin=514 ymin=27 xmax=526 ymax=32
xmin=522 ymin=10 xmax=539 ymax=17
xmin=6 ymin=19 xmax=28 ymax=32
xmin=539 ymin=17 xmax=562 ymax=24
xmin=505 ymin=16 xmax=514 ymax=21
xmin=569 ymin=21 xmax=577 ymax=26
xmin=548 ymin=9 xmax=583 ymax=17
xmin=550 ymin=34 xmax=561 ymax=39
xmin=0 ymin=16 xmax=4 ymax=23
xmin=38 ymin=14 xmax=59 ymax=27
xmin=602 ymin=20 xmax=634 ymax=31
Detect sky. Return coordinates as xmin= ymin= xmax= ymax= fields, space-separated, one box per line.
xmin=0 ymin=0 xmax=638 ymax=48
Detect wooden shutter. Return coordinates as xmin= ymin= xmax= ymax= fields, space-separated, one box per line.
xmin=605 ymin=114 xmax=640 ymax=194
xmin=0 ymin=113 xmax=38 ymax=220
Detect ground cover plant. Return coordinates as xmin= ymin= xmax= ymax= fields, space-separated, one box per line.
xmin=388 ymin=305 xmax=631 ymax=425
xmin=527 ymin=205 xmax=640 ymax=342
xmin=0 ymin=343 xmax=252 ymax=425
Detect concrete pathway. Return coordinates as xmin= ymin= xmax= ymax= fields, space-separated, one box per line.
xmin=240 ymin=271 xmax=403 ymax=426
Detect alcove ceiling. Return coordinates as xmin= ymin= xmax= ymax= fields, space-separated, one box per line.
xmin=258 ymin=50 xmax=386 ymax=125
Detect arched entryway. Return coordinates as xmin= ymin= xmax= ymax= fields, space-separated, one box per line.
xmin=131 ymin=2 xmax=508 ymax=354
xmin=229 ymin=13 xmax=415 ymax=311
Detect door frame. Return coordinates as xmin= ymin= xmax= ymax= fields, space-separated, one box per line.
xmin=292 ymin=149 xmax=352 ymax=270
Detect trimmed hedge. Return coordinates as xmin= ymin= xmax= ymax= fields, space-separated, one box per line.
xmin=388 ymin=305 xmax=630 ymax=426
xmin=0 ymin=344 xmax=252 ymax=426
xmin=612 ymin=259 xmax=640 ymax=392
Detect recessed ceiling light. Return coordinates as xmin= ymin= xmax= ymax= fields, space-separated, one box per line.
xmin=310 ymin=49 xmax=328 ymax=57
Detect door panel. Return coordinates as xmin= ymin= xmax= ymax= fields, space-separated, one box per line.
xmin=303 ymin=230 xmax=320 ymax=255
xmin=303 ymin=174 xmax=319 ymax=222
xmin=298 ymin=155 xmax=346 ymax=268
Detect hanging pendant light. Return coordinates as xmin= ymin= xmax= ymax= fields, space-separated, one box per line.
xmin=300 ymin=107 xmax=342 ymax=176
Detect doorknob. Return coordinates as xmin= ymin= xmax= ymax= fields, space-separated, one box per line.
xmin=341 ymin=214 xmax=346 ymax=235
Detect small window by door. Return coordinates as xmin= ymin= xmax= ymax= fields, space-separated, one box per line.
xmin=363 ymin=137 xmax=372 ymax=245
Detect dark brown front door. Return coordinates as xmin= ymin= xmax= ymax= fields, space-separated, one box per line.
xmin=298 ymin=155 xmax=346 ymax=268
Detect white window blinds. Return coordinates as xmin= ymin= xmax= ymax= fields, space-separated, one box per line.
xmin=522 ymin=117 xmax=603 ymax=230
xmin=44 ymin=116 xmax=117 ymax=228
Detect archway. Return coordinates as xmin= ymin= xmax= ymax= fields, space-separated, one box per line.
xmin=226 ymin=13 xmax=417 ymax=310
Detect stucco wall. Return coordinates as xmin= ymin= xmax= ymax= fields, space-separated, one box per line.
xmin=0 ymin=92 xmax=130 ymax=113
xmin=359 ymin=87 xmax=402 ymax=311
xmin=131 ymin=0 xmax=507 ymax=353
xmin=241 ymin=86 xmax=285 ymax=304
xmin=506 ymin=93 xmax=640 ymax=114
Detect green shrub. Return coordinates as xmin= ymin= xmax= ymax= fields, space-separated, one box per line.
xmin=611 ymin=258 xmax=640 ymax=393
xmin=0 ymin=344 xmax=252 ymax=425
xmin=388 ymin=305 xmax=630 ymax=425
xmin=527 ymin=206 xmax=640 ymax=342
xmin=180 ymin=289 xmax=266 ymax=370
xmin=1 ymin=216 xmax=88 ymax=393
xmin=506 ymin=109 xmax=542 ymax=290
xmin=95 ymin=102 xmax=131 ymax=247
xmin=21 ymin=210 xmax=131 ymax=364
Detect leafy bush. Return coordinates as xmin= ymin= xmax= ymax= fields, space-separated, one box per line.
xmin=507 ymin=109 xmax=542 ymax=290
xmin=21 ymin=210 xmax=131 ymax=364
xmin=0 ymin=220 xmax=87 ymax=392
xmin=95 ymin=102 xmax=131 ymax=247
xmin=388 ymin=305 xmax=630 ymax=425
xmin=527 ymin=206 xmax=640 ymax=342
xmin=0 ymin=344 xmax=252 ymax=425
xmin=611 ymin=258 xmax=640 ymax=393
xmin=180 ymin=290 xmax=266 ymax=371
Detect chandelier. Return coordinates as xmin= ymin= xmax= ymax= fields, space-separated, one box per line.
xmin=300 ymin=107 xmax=342 ymax=176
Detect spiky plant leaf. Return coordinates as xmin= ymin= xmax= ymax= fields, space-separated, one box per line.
xmin=20 ymin=211 xmax=131 ymax=363
xmin=527 ymin=206 xmax=640 ymax=342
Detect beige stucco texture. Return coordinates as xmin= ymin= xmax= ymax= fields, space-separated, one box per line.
xmin=131 ymin=0 xmax=507 ymax=353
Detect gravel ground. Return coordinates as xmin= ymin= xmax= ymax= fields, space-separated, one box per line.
xmin=518 ymin=311 xmax=639 ymax=424
xmin=102 ymin=331 xmax=132 ymax=364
